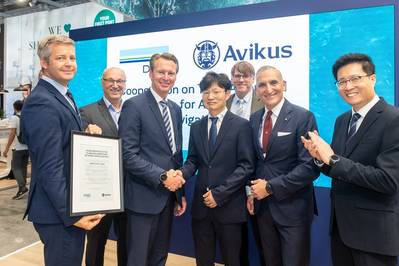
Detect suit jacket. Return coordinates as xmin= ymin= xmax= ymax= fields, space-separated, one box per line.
xmin=79 ymin=99 xmax=118 ymax=137
xmin=118 ymin=90 xmax=183 ymax=214
xmin=321 ymin=98 xmax=399 ymax=256
xmin=181 ymin=111 xmax=255 ymax=223
xmin=250 ymin=99 xmax=319 ymax=226
xmin=226 ymin=90 xmax=263 ymax=114
xmin=21 ymin=79 xmax=82 ymax=226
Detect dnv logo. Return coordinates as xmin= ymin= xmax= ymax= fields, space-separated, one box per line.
xmin=193 ymin=40 xmax=220 ymax=70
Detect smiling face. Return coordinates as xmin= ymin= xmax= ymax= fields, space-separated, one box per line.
xmin=256 ymin=68 xmax=286 ymax=110
xmin=336 ymin=62 xmax=376 ymax=111
xmin=232 ymin=71 xmax=254 ymax=98
xmin=202 ymin=83 xmax=231 ymax=116
xmin=149 ymin=57 xmax=177 ymax=99
xmin=40 ymin=43 xmax=76 ymax=86
xmin=101 ymin=68 xmax=126 ymax=105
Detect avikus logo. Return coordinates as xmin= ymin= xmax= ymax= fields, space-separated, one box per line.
xmin=223 ymin=43 xmax=292 ymax=61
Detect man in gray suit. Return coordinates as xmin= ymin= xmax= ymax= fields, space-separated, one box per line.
xmin=80 ymin=67 xmax=127 ymax=266
xmin=227 ymin=61 xmax=265 ymax=266
xmin=227 ymin=61 xmax=263 ymax=120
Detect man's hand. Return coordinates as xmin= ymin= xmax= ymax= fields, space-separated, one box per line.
xmin=251 ymin=179 xmax=269 ymax=200
xmin=247 ymin=195 xmax=254 ymax=215
xmin=301 ymin=130 xmax=322 ymax=161
xmin=2 ymin=149 xmax=9 ymax=158
xmin=85 ymin=124 xmax=102 ymax=135
xmin=163 ymin=169 xmax=185 ymax=192
xmin=74 ymin=214 xmax=105 ymax=230
xmin=174 ymin=196 xmax=187 ymax=216
xmin=203 ymin=190 xmax=217 ymax=208
xmin=307 ymin=131 xmax=334 ymax=164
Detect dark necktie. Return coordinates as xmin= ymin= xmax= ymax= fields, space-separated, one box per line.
xmin=66 ymin=90 xmax=78 ymax=113
xmin=262 ymin=110 xmax=273 ymax=153
xmin=160 ymin=100 xmax=174 ymax=150
xmin=209 ymin=117 xmax=218 ymax=155
xmin=347 ymin=112 xmax=361 ymax=141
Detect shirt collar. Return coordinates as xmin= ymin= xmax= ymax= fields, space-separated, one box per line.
xmin=208 ymin=107 xmax=228 ymax=120
xmin=103 ymin=96 xmax=122 ymax=111
xmin=265 ymin=97 xmax=285 ymax=117
xmin=234 ymin=90 xmax=253 ymax=104
xmin=150 ymin=87 xmax=168 ymax=104
xmin=352 ymin=95 xmax=380 ymax=118
xmin=42 ymin=75 xmax=68 ymax=96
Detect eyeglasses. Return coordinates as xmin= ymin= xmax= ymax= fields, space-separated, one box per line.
xmin=233 ymin=74 xmax=252 ymax=80
xmin=102 ymin=78 xmax=126 ymax=85
xmin=335 ymin=75 xmax=371 ymax=89
xmin=202 ymin=89 xmax=226 ymax=97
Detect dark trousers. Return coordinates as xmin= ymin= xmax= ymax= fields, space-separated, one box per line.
xmin=331 ymin=218 xmax=397 ymax=266
xmin=192 ymin=215 xmax=242 ymax=266
xmin=33 ymin=223 xmax=85 ymax=266
xmin=126 ymin=196 xmax=174 ymax=266
xmin=85 ymin=212 xmax=127 ymax=266
xmin=257 ymin=208 xmax=311 ymax=266
xmin=240 ymin=215 xmax=266 ymax=266
xmin=11 ymin=149 xmax=29 ymax=189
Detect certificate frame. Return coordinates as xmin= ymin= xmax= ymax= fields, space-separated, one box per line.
xmin=70 ymin=131 xmax=124 ymax=216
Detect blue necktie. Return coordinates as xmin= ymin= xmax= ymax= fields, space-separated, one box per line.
xmin=66 ymin=90 xmax=78 ymax=113
xmin=160 ymin=100 xmax=174 ymax=150
xmin=209 ymin=117 xmax=218 ymax=155
xmin=347 ymin=113 xmax=361 ymax=141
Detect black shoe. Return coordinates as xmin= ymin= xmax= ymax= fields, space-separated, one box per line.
xmin=12 ymin=187 xmax=28 ymax=200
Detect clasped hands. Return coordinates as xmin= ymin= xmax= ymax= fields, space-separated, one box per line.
xmin=301 ymin=130 xmax=334 ymax=164
xmin=246 ymin=179 xmax=271 ymax=215
xmin=162 ymin=169 xmax=185 ymax=192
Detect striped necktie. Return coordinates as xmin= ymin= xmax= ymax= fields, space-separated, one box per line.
xmin=160 ymin=100 xmax=174 ymax=150
xmin=347 ymin=112 xmax=361 ymax=142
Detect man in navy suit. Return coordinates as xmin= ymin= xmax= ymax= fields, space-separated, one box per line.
xmin=302 ymin=53 xmax=399 ymax=266
xmin=248 ymin=65 xmax=319 ymax=266
xmin=21 ymin=35 xmax=103 ymax=266
xmin=118 ymin=53 xmax=186 ymax=266
xmin=80 ymin=67 xmax=127 ymax=266
xmin=176 ymin=72 xmax=255 ymax=266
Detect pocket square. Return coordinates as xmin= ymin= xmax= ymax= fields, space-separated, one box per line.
xmin=277 ymin=131 xmax=291 ymax=137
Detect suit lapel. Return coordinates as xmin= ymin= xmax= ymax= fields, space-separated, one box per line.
xmin=253 ymin=109 xmax=265 ymax=158
xmin=344 ymin=99 xmax=385 ymax=156
xmin=199 ymin=117 xmax=210 ymax=160
xmin=211 ymin=111 xmax=233 ymax=158
xmin=168 ymin=102 xmax=180 ymax=152
xmin=334 ymin=112 xmax=351 ymax=155
xmin=42 ymin=80 xmax=82 ymax=130
xmin=98 ymin=100 xmax=118 ymax=135
xmin=147 ymin=91 xmax=172 ymax=153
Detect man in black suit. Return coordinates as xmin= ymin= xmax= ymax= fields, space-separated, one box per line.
xmin=80 ymin=67 xmax=127 ymax=266
xmin=176 ymin=72 xmax=255 ymax=266
xmin=21 ymin=35 xmax=103 ymax=266
xmin=248 ymin=65 xmax=319 ymax=266
xmin=118 ymin=53 xmax=186 ymax=266
xmin=302 ymin=53 xmax=399 ymax=266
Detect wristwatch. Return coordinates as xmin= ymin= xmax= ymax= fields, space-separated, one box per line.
xmin=329 ymin=154 xmax=340 ymax=166
xmin=160 ymin=171 xmax=168 ymax=182
xmin=265 ymin=182 xmax=274 ymax=195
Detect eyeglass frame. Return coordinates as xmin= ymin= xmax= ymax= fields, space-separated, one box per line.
xmin=102 ymin=78 xmax=127 ymax=85
xmin=335 ymin=74 xmax=372 ymax=89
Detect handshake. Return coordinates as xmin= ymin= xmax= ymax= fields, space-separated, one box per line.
xmin=162 ymin=169 xmax=185 ymax=192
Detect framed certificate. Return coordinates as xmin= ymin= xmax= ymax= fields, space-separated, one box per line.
xmin=70 ymin=131 xmax=124 ymax=216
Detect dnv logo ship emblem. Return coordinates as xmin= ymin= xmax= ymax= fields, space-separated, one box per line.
xmin=193 ymin=40 xmax=220 ymax=70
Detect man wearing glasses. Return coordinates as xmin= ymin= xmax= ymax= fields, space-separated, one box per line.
xmin=227 ymin=61 xmax=263 ymax=120
xmin=79 ymin=67 xmax=127 ymax=266
xmin=227 ymin=61 xmax=264 ymax=266
xmin=302 ymin=53 xmax=399 ymax=266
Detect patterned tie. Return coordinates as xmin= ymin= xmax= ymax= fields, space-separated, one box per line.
xmin=209 ymin=117 xmax=218 ymax=155
xmin=65 ymin=89 xmax=78 ymax=113
xmin=262 ymin=110 xmax=273 ymax=153
xmin=160 ymin=100 xmax=174 ymax=150
xmin=236 ymin=99 xmax=245 ymax=118
xmin=347 ymin=112 xmax=361 ymax=141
